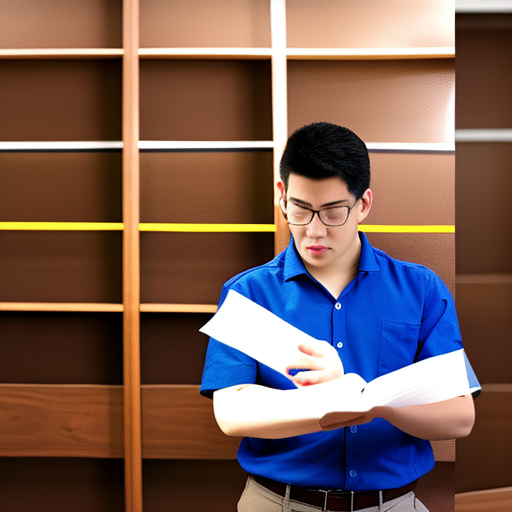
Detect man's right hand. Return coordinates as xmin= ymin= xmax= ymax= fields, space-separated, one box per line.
xmin=286 ymin=340 xmax=344 ymax=387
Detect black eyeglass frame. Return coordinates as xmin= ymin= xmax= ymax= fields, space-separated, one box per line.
xmin=280 ymin=199 xmax=357 ymax=227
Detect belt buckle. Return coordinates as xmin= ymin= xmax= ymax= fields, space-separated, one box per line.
xmin=320 ymin=489 xmax=354 ymax=511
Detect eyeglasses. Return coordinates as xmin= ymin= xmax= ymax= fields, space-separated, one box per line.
xmin=280 ymin=199 xmax=356 ymax=227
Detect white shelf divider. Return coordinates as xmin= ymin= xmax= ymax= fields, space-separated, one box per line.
xmin=456 ymin=129 xmax=512 ymax=143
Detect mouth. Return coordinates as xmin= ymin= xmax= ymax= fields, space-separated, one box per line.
xmin=306 ymin=245 xmax=330 ymax=256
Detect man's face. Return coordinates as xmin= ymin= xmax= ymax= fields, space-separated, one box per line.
xmin=278 ymin=174 xmax=372 ymax=276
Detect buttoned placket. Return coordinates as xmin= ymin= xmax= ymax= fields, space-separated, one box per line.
xmin=332 ymin=295 xmax=362 ymax=489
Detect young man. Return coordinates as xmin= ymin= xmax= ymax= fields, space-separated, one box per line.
xmin=200 ymin=122 xmax=478 ymax=512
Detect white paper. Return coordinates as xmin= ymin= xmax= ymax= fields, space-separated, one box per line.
xmin=200 ymin=289 xmax=328 ymax=380
xmin=200 ymin=290 xmax=472 ymax=415
xmin=361 ymin=348 xmax=470 ymax=409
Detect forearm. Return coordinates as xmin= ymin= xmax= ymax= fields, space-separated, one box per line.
xmin=374 ymin=394 xmax=475 ymax=440
xmin=213 ymin=380 xmax=359 ymax=439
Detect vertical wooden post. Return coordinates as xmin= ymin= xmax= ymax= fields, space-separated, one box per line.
xmin=270 ymin=0 xmax=290 ymax=254
xmin=122 ymin=0 xmax=142 ymax=510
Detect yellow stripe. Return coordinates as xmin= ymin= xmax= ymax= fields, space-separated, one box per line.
xmin=360 ymin=225 xmax=455 ymax=233
xmin=0 ymin=222 xmax=124 ymax=231
xmin=0 ymin=222 xmax=453 ymax=234
xmin=139 ymin=223 xmax=276 ymax=233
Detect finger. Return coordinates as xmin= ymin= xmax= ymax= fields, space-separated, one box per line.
xmin=298 ymin=342 xmax=330 ymax=358
xmin=290 ymin=370 xmax=326 ymax=386
xmin=286 ymin=358 xmax=325 ymax=374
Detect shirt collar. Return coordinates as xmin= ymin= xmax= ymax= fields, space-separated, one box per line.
xmin=283 ymin=232 xmax=380 ymax=282
xmin=358 ymin=232 xmax=381 ymax=272
xmin=283 ymin=236 xmax=308 ymax=281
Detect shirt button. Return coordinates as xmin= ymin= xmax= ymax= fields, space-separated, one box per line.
xmin=350 ymin=426 xmax=357 ymax=434
xmin=337 ymin=342 xmax=343 ymax=349
xmin=349 ymin=470 xmax=357 ymax=478
xmin=335 ymin=302 xmax=342 ymax=310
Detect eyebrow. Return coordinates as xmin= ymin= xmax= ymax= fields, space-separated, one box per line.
xmin=288 ymin=197 xmax=351 ymax=208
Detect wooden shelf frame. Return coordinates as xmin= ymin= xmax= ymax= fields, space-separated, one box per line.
xmin=0 ymin=49 xmax=124 ymax=58
xmin=0 ymin=1 xmax=461 ymax=510
xmin=455 ymin=129 xmax=512 ymax=143
xmin=0 ymin=141 xmax=456 ymax=152
xmin=137 ymin=47 xmax=455 ymax=60
xmin=456 ymin=0 xmax=512 ymax=13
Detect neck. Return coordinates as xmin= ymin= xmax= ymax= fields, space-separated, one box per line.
xmin=306 ymin=238 xmax=361 ymax=299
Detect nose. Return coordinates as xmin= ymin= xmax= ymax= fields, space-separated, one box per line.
xmin=305 ymin=211 xmax=328 ymax=238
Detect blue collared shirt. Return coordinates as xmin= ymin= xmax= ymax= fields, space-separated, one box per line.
xmin=200 ymin=233 xmax=479 ymax=490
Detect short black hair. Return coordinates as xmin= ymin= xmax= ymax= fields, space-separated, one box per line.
xmin=279 ymin=122 xmax=370 ymax=200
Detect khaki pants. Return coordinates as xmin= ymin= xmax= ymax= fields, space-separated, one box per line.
xmin=238 ymin=476 xmax=430 ymax=512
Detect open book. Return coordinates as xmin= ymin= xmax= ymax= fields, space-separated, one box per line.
xmin=200 ymin=290 xmax=474 ymax=421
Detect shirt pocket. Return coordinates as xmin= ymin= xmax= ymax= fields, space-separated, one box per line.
xmin=378 ymin=320 xmax=421 ymax=375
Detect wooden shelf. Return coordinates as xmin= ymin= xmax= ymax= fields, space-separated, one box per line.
xmin=0 ymin=302 xmax=218 ymax=314
xmin=456 ymin=273 xmax=512 ymax=284
xmin=139 ymin=47 xmax=272 ymax=59
xmin=0 ymin=141 xmax=458 ymax=152
xmin=0 ymin=48 xmax=124 ymax=59
xmin=0 ymin=302 xmax=123 ymax=312
xmin=456 ymin=0 xmax=512 ymax=13
xmin=367 ymin=142 xmax=455 ymax=152
xmin=287 ymin=47 xmax=455 ymax=60
xmin=138 ymin=47 xmax=455 ymax=61
xmin=138 ymin=140 xmax=274 ymax=150
xmin=0 ymin=141 xmax=123 ymax=151
xmin=456 ymin=129 xmax=512 ymax=143
xmin=140 ymin=304 xmax=217 ymax=313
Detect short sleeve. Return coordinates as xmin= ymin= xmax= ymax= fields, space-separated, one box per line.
xmin=418 ymin=271 xmax=480 ymax=396
xmin=199 ymin=285 xmax=258 ymax=398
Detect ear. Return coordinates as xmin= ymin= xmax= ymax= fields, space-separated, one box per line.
xmin=277 ymin=181 xmax=286 ymax=201
xmin=357 ymin=188 xmax=373 ymax=224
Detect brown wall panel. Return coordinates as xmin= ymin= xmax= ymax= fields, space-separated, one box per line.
xmin=140 ymin=60 xmax=272 ymax=141
xmin=367 ymin=152 xmax=454 ymax=226
xmin=141 ymin=313 xmax=211 ymax=385
xmin=416 ymin=462 xmax=455 ymax=512
xmin=287 ymin=0 xmax=454 ymax=49
xmin=288 ymin=59 xmax=454 ymax=143
xmin=142 ymin=385 xmax=240 ymax=459
xmin=140 ymin=232 xmax=274 ymax=304
xmin=140 ymin=150 xmax=273 ymax=224
xmin=0 ymin=60 xmax=121 ymax=141
xmin=456 ymin=282 xmax=512 ymax=384
xmin=140 ymin=0 xmax=270 ymax=48
xmin=0 ymin=232 xmax=122 ymax=303
xmin=456 ymin=388 xmax=512 ymax=493
xmin=456 ymin=143 xmax=512 ymax=274
xmin=142 ymin=460 xmax=246 ymax=512
xmin=0 ymin=152 xmax=122 ymax=222
xmin=0 ymin=458 xmax=125 ymax=512
xmin=366 ymin=233 xmax=455 ymax=295
xmin=0 ymin=0 xmax=122 ymax=49
xmin=456 ymin=15 xmax=512 ymax=129
xmin=0 ymin=384 xmax=124 ymax=458
xmin=0 ymin=312 xmax=123 ymax=385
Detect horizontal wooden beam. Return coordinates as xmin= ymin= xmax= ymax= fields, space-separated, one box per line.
xmin=0 ymin=384 xmax=455 ymax=461
xmin=0 ymin=302 xmax=123 ymax=313
xmin=0 ymin=49 xmax=124 ymax=59
xmin=141 ymin=385 xmax=239 ymax=459
xmin=455 ymin=487 xmax=512 ymax=512
xmin=0 ymin=384 xmax=124 ymax=458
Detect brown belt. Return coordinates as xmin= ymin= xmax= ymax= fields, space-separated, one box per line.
xmin=253 ymin=475 xmax=417 ymax=511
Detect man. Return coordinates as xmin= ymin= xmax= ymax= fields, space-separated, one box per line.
xmin=200 ymin=122 xmax=478 ymax=512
